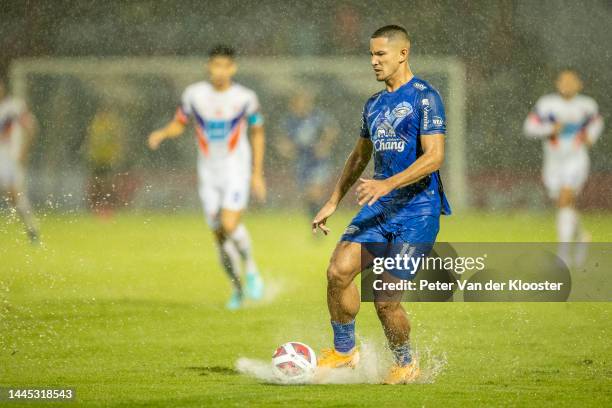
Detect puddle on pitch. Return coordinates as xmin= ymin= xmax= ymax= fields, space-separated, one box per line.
xmin=236 ymin=338 xmax=447 ymax=385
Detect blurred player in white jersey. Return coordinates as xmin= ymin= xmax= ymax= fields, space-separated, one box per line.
xmin=0 ymin=77 xmax=39 ymax=243
xmin=148 ymin=46 xmax=266 ymax=309
xmin=524 ymin=69 xmax=604 ymax=266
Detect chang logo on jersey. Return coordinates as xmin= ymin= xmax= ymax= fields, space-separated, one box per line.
xmin=374 ymin=139 xmax=405 ymax=152
xmin=373 ymin=124 xmax=405 ymax=152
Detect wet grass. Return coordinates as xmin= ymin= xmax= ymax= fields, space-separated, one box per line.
xmin=1 ymin=211 xmax=611 ymax=406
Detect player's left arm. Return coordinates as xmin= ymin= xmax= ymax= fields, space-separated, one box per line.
xmin=582 ymin=100 xmax=604 ymax=147
xmin=249 ymin=123 xmax=266 ymax=202
xmin=247 ymin=91 xmax=267 ymax=202
xmin=356 ymin=134 xmax=444 ymax=206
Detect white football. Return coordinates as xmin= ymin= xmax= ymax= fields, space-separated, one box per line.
xmin=271 ymin=342 xmax=317 ymax=384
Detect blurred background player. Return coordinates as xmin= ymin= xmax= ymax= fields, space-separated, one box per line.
xmin=312 ymin=25 xmax=450 ymax=384
xmin=278 ymin=89 xmax=338 ymax=218
xmin=147 ymin=45 xmax=266 ymax=310
xmin=84 ymin=101 xmax=127 ymax=218
xmin=524 ymin=69 xmax=604 ymax=267
xmin=0 ymin=77 xmax=39 ymax=243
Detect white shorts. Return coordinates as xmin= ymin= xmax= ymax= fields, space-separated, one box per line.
xmin=542 ymin=152 xmax=589 ymax=199
xmin=0 ymin=157 xmax=24 ymax=192
xmin=198 ymin=170 xmax=250 ymax=228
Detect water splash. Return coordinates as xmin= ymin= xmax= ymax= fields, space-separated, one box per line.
xmin=236 ymin=338 xmax=447 ymax=385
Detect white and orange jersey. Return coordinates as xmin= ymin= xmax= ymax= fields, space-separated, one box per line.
xmin=176 ymin=81 xmax=263 ymax=175
xmin=524 ymin=93 xmax=603 ymax=159
xmin=0 ymin=96 xmax=28 ymax=160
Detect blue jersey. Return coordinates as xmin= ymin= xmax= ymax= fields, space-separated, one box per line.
xmin=360 ymin=76 xmax=451 ymax=216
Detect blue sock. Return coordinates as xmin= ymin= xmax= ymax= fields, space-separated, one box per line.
xmin=331 ymin=320 xmax=355 ymax=353
xmin=391 ymin=342 xmax=413 ymax=366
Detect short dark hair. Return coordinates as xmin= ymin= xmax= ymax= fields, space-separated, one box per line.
xmin=208 ymin=45 xmax=236 ymax=59
xmin=371 ymin=25 xmax=410 ymax=42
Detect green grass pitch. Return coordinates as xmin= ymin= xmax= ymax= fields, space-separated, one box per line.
xmin=1 ymin=210 xmax=611 ymax=406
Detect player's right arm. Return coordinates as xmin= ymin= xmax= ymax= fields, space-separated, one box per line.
xmin=312 ymin=136 xmax=372 ymax=234
xmin=148 ymin=87 xmax=193 ymax=150
xmin=147 ymin=109 xmax=187 ymax=150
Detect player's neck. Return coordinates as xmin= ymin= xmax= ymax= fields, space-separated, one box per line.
xmin=559 ymin=93 xmax=578 ymax=101
xmin=385 ymin=67 xmax=414 ymax=93
xmin=212 ymin=81 xmax=232 ymax=92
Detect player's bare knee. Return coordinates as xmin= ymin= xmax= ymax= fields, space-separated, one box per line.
xmin=558 ymin=197 xmax=574 ymax=208
xmin=326 ymin=262 xmax=353 ymax=289
xmin=220 ymin=219 xmax=239 ymax=236
xmin=557 ymin=188 xmax=576 ymax=208
xmin=374 ymin=300 xmax=401 ymax=317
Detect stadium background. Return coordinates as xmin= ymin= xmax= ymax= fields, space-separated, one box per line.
xmin=1 ymin=0 xmax=611 ymax=212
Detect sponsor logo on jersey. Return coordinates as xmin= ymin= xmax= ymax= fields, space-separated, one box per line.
xmin=422 ymin=104 xmax=431 ymax=130
xmin=413 ymin=82 xmax=426 ymax=91
xmin=344 ymin=225 xmax=360 ymax=235
xmin=432 ymin=116 xmax=444 ymax=127
xmin=375 ymin=124 xmax=393 ymax=139
xmin=374 ymin=139 xmax=405 ymax=152
xmin=371 ymin=106 xmax=409 ymax=152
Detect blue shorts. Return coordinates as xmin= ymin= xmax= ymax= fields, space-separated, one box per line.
xmin=340 ymin=203 xmax=440 ymax=279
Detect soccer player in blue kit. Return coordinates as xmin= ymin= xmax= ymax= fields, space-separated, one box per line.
xmin=312 ymin=25 xmax=451 ymax=384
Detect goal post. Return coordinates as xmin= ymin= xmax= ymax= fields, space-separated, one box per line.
xmin=10 ymin=56 xmax=467 ymax=211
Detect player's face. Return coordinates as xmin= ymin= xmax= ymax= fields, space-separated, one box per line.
xmin=369 ymin=37 xmax=407 ymax=82
xmin=207 ymin=56 xmax=237 ymax=88
xmin=556 ymin=71 xmax=582 ymax=99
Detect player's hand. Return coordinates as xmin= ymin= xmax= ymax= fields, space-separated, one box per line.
xmin=312 ymin=201 xmax=337 ymax=235
xmin=251 ymin=173 xmax=267 ymax=203
xmin=551 ymin=122 xmax=563 ymax=137
xmin=147 ymin=130 xmax=166 ymax=150
xmin=575 ymin=129 xmax=591 ymax=148
xmin=356 ymin=178 xmax=393 ymax=206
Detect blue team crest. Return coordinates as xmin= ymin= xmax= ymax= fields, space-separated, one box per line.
xmin=373 ymin=103 xmax=413 ymax=138
xmin=392 ymin=102 xmax=413 ymax=119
